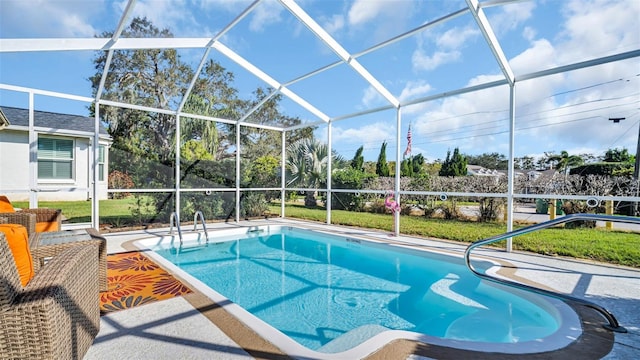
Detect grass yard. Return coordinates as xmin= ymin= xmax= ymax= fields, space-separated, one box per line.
xmin=12 ymin=198 xmax=152 ymax=226
xmin=271 ymin=203 xmax=640 ymax=268
xmin=11 ymin=199 xmax=640 ymax=268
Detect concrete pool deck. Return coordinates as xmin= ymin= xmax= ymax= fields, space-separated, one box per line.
xmin=83 ymin=219 xmax=640 ymax=359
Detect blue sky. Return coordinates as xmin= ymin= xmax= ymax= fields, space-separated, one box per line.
xmin=1 ymin=0 xmax=639 ymax=163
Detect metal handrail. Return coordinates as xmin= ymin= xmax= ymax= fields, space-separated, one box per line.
xmin=169 ymin=212 xmax=183 ymax=245
xmin=193 ymin=210 xmax=209 ymax=244
xmin=464 ymin=213 xmax=639 ymax=333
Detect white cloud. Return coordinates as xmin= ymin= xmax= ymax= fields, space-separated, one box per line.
xmin=557 ymin=0 xmax=640 ymax=63
xmin=322 ymin=14 xmax=346 ymax=35
xmin=345 ymin=0 xmax=415 ymax=41
xmin=522 ymin=26 xmax=536 ymax=42
xmin=332 ymin=122 xmax=395 ymax=151
xmin=412 ymin=50 xmax=461 ymax=71
xmin=199 ymin=0 xmax=253 ymax=12
xmin=248 ymin=0 xmax=283 ymax=32
xmin=0 ymin=0 xmax=100 ymax=37
xmin=436 ymin=26 xmax=480 ymax=50
xmin=119 ymin=0 xmax=196 ymax=35
xmin=488 ymin=1 xmax=536 ymax=35
xmin=411 ymin=25 xmax=479 ymax=72
xmin=398 ymin=80 xmax=432 ymax=103
xmin=361 ymin=85 xmax=385 ymax=108
xmin=347 ymin=0 xmax=394 ymax=26
xmin=509 ymin=38 xmax=557 ymax=75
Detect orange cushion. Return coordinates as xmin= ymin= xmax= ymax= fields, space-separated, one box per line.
xmin=36 ymin=221 xmax=60 ymax=233
xmin=0 ymin=224 xmax=34 ymax=287
xmin=0 ymin=196 xmax=15 ymax=213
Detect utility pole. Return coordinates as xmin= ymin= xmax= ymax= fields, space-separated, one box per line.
xmin=610 ymin=117 xmax=638 ymax=215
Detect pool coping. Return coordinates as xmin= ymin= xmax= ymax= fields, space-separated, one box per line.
xmin=125 ymin=223 xmax=615 ymax=360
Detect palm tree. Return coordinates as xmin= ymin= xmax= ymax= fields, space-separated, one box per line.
xmin=546 ymin=151 xmax=584 ymax=174
xmin=286 ymin=138 xmax=342 ymax=207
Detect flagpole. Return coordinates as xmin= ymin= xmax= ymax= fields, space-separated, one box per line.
xmin=403 ymin=123 xmax=412 ymax=159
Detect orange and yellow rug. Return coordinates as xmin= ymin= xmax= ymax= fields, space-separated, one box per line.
xmin=100 ymin=251 xmax=192 ymax=314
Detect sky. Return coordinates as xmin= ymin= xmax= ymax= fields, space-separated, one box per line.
xmin=0 ymin=0 xmax=639 ymax=163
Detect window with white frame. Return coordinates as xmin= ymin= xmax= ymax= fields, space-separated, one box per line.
xmin=38 ymin=136 xmax=74 ymax=180
xmin=98 ymin=145 xmax=105 ymax=181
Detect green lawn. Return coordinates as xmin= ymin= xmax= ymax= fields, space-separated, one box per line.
xmin=271 ymin=203 xmax=640 ymax=268
xmin=12 ymin=198 xmax=149 ymax=225
xmin=12 ymin=199 xmax=640 ymax=268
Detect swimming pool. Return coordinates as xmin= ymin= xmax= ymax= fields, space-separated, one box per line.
xmin=136 ymin=225 xmax=581 ymax=358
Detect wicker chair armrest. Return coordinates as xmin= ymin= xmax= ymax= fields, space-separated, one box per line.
xmin=20 ymin=208 xmax=62 ymax=225
xmin=2 ymin=244 xmax=100 ymax=359
xmin=0 ymin=212 xmax=36 ymax=235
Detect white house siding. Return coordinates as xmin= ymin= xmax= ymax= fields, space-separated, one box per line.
xmin=0 ymin=129 xmax=109 ymax=202
xmin=0 ymin=129 xmax=30 ymax=194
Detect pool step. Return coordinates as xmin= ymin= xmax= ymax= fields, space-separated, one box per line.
xmin=317 ymin=324 xmax=389 ymax=354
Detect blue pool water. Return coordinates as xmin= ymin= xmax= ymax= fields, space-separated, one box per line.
xmin=153 ymin=227 xmax=564 ymax=352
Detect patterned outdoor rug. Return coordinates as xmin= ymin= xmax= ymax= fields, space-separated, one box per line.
xmin=100 ymin=251 xmax=192 ymax=314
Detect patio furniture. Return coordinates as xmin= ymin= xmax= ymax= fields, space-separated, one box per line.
xmin=0 ymin=232 xmax=100 ymax=360
xmin=0 ymin=195 xmax=62 ymax=233
xmin=31 ymin=228 xmax=108 ymax=292
xmin=0 ymin=212 xmax=36 ymax=236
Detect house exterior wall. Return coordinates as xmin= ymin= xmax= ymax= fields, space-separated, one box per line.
xmin=0 ymin=129 xmax=30 ymax=193
xmin=0 ymin=129 xmax=109 ymax=201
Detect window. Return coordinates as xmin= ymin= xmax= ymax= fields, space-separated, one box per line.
xmin=98 ymin=145 xmax=105 ymax=181
xmin=38 ymin=137 xmax=73 ymax=180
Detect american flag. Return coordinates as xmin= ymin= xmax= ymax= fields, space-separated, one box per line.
xmin=403 ymin=124 xmax=412 ymax=157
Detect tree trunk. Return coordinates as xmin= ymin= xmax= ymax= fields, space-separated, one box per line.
xmin=304 ymin=191 xmax=317 ymax=207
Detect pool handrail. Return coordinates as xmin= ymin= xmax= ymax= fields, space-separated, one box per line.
xmin=169 ymin=211 xmax=183 ymax=244
xmin=464 ymin=213 xmax=638 ymax=334
xmin=193 ymin=210 xmax=209 ymax=244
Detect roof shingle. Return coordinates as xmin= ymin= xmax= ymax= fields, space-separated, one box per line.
xmin=0 ymin=106 xmax=108 ymax=135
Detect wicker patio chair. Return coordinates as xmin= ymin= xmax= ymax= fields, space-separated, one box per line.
xmin=0 ymin=232 xmax=100 ymax=360
xmin=0 ymin=195 xmax=62 ymax=233
xmin=0 ymin=212 xmax=36 ymax=240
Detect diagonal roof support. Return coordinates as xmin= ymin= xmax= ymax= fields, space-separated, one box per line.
xmin=95 ymin=0 xmax=137 ymax=101
xmin=466 ymin=0 xmax=515 ymax=86
xmin=212 ymin=41 xmax=330 ymax=122
xmin=177 ymin=0 xmax=263 ymax=113
xmin=279 ymin=0 xmax=400 ymax=108
xmin=237 ymin=88 xmax=279 ymax=124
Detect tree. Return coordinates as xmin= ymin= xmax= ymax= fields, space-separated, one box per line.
xmin=237 ymin=87 xmax=313 ymax=161
xmin=604 ymin=148 xmax=633 ymax=163
xmin=411 ymin=153 xmax=425 ymax=176
xmin=465 ymin=152 xmax=507 ymax=170
xmin=286 ymin=138 xmax=343 ymax=207
xmin=181 ymin=139 xmax=214 ymax=161
xmin=351 ymin=146 xmax=364 ymax=171
xmin=515 ymin=156 xmax=535 ymax=170
xmin=440 ymin=150 xmax=452 ymax=176
xmin=399 ymin=154 xmax=425 ymax=177
xmin=545 ymin=151 xmax=584 ymax=174
xmin=90 ymin=17 xmax=308 ymax=221
xmin=376 ymin=141 xmax=390 ymax=177
xmin=439 ymin=147 xmax=467 ymax=176
xmin=91 ymin=18 xmax=224 ymax=164
xmin=400 ymin=157 xmax=413 ymax=177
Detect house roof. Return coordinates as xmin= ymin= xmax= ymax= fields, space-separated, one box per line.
xmin=467 ymin=164 xmax=503 ymax=176
xmin=0 ymin=108 xmax=8 ymax=129
xmin=0 ymin=106 xmax=108 ymax=136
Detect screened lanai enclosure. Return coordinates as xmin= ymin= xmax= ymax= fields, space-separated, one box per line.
xmin=0 ymin=0 xmax=639 ymax=247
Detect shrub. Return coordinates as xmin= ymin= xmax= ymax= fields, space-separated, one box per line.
xmin=562 ymin=200 xmax=597 ymax=228
xmin=477 ymin=197 xmax=505 ymax=222
xmin=331 ymin=168 xmax=375 ymax=211
xmin=240 ymin=192 xmax=269 ymax=218
xmin=569 ymin=163 xmax=632 ymax=176
xmin=108 ymin=170 xmax=134 ymax=199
